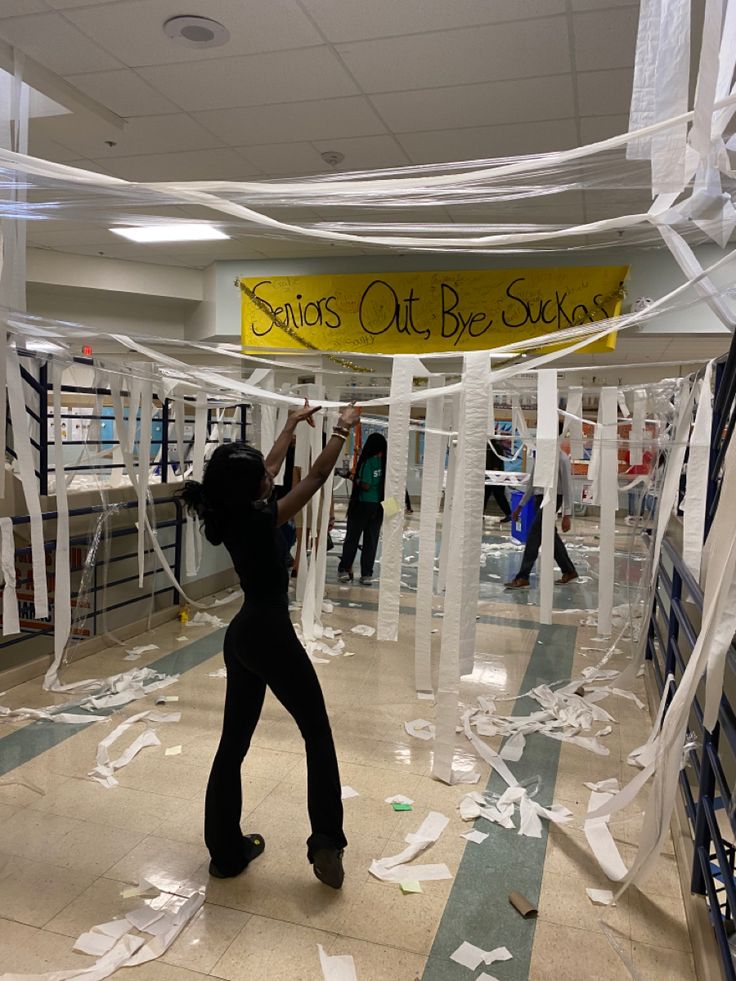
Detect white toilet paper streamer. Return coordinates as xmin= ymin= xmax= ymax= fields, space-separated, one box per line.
xmin=0 ymin=516 xmax=19 ymax=635
xmin=414 ymin=377 xmax=446 ymax=695
xmin=43 ymin=364 xmax=72 ymax=688
xmin=682 ymin=361 xmax=713 ymax=580
xmin=597 ymin=388 xmax=619 ymax=638
xmin=377 ymin=359 xmax=417 ymax=642
xmin=536 ymin=370 xmax=558 ymax=625
xmin=6 ymin=345 xmax=48 ymax=619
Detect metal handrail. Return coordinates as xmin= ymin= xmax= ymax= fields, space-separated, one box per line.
xmin=0 ymin=495 xmax=184 ymax=651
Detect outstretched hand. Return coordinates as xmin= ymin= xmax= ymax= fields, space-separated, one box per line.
xmin=337 ymin=403 xmax=361 ymax=430
xmin=289 ymin=399 xmax=320 ymax=428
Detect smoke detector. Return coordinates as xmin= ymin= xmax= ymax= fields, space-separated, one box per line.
xmin=163 ymin=16 xmax=230 ymax=48
xmin=321 ymin=150 xmax=345 ymax=168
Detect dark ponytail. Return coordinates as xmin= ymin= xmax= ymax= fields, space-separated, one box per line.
xmin=179 ymin=479 xmax=225 ymax=545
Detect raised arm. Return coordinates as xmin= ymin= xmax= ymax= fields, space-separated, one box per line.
xmin=264 ymin=399 xmax=319 ymax=477
xmin=276 ymin=405 xmax=360 ymax=526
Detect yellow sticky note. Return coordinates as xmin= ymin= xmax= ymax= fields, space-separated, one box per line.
xmin=400 ymin=880 xmax=422 ymax=894
xmin=382 ymin=496 xmax=400 ymax=517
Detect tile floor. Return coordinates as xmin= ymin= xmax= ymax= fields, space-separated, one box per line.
xmin=0 ymin=513 xmax=696 ymax=980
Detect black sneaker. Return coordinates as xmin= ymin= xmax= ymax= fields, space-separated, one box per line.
xmin=312 ymin=847 xmax=345 ymax=889
xmin=208 ymin=833 xmax=265 ymax=879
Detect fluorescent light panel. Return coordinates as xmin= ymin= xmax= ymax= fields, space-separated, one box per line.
xmin=110 ymin=223 xmax=229 ymax=243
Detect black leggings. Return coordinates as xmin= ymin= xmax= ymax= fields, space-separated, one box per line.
xmin=484 ymin=483 xmax=511 ymax=517
xmin=338 ymin=501 xmax=383 ymax=577
xmin=204 ymin=603 xmax=346 ymax=870
xmin=517 ymin=495 xmax=577 ymax=580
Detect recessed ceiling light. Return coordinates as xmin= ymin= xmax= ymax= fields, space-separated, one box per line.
xmin=163 ymin=15 xmax=230 ymax=48
xmin=110 ymin=224 xmax=230 ymax=243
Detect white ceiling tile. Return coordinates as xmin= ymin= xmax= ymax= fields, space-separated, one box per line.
xmin=0 ymin=1 xmax=47 ymax=17
xmin=65 ymin=69 xmax=179 ymax=117
xmin=193 ymin=96 xmax=386 ymax=146
xmin=45 ymin=0 xmax=139 ymax=8
xmin=28 ymin=127 xmax=82 ymax=163
xmin=0 ymin=12 xmax=123 ymax=74
xmin=98 ymin=148 xmax=262 ymax=182
xmin=311 ymin=134 xmax=411 ymax=170
xmin=371 ymin=75 xmax=575 ymax=133
xmin=398 ymin=119 xmax=579 ymax=164
xmin=571 ymin=0 xmax=638 ymax=8
xmin=27 ymin=221 xmax=118 ymax=246
xmin=336 ymin=18 xmax=571 ymax=92
xmin=236 ymin=142 xmax=330 ymax=176
xmin=579 ymin=113 xmax=630 ymax=144
xmin=64 ymin=0 xmax=322 ymax=66
xmin=33 ymin=112 xmax=223 ymax=158
xmin=572 ymin=8 xmax=640 ymax=72
xmin=576 ymin=68 xmax=634 ymax=116
xmin=138 ymin=48 xmax=358 ymax=112
xmin=301 ymin=0 xmax=566 ymax=42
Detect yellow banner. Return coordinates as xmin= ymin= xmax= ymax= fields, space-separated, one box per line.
xmin=240 ymin=265 xmax=628 ymax=355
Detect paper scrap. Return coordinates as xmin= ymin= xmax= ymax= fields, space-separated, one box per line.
xmin=586 ymin=888 xmax=615 ymax=906
xmin=126 ymin=905 xmax=165 ymax=931
xmin=343 ymin=651 xmax=356 ymax=658
xmin=164 ymin=745 xmax=182 ymax=756
xmin=450 ymin=941 xmax=513 ymax=971
xmin=120 ymin=877 xmax=159 ymax=900
xmin=73 ymin=930 xmax=119 ymax=956
xmin=370 ymin=811 xmax=451 ymax=883
xmin=385 ymin=795 xmax=414 ymax=805
xmin=187 ymin=611 xmax=226 ymax=628
xmin=400 ymin=880 xmax=422 ymax=894
xmin=461 ymin=829 xmax=488 ymax=844
xmin=208 ymin=667 xmax=227 ymax=678
xmin=155 ymin=695 xmax=179 ymax=704
xmin=318 ymin=943 xmax=358 ymax=981
xmin=125 ymin=644 xmax=159 ymax=658
xmin=351 ymin=624 xmax=376 ymax=637
xmin=404 ymin=718 xmax=435 ymax=741
xmin=341 ymin=786 xmax=359 ymax=800
xmin=382 ymin=496 xmax=400 ymax=517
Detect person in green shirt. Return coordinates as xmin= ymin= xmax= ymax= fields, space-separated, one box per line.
xmin=338 ymin=433 xmax=386 ymax=585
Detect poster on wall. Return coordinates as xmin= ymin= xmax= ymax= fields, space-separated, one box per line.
xmin=240 ymin=265 xmax=629 ymax=355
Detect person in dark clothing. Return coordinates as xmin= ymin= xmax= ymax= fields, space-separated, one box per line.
xmin=180 ymin=400 xmax=360 ymax=889
xmin=484 ymin=439 xmax=512 ymax=521
xmin=504 ymin=445 xmax=578 ymax=589
xmin=338 ymin=432 xmax=386 ymax=585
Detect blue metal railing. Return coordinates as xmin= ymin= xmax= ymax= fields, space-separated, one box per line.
xmin=646 ymin=332 xmax=736 ymax=979
xmin=8 ymin=352 xmax=249 ymax=494
xmin=0 ymin=496 xmax=184 ymax=652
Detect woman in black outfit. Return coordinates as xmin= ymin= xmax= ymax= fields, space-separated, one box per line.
xmin=181 ymin=400 xmax=360 ymax=889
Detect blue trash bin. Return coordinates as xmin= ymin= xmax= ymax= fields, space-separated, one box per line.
xmin=510 ymin=491 xmax=536 ymax=544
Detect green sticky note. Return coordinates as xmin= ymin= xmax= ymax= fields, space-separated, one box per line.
xmin=400 ymin=880 xmax=422 ymax=894
xmin=392 ymin=802 xmax=413 ymax=811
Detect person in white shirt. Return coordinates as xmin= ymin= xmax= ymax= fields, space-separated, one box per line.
xmin=504 ymin=441 xmax=578 ymax=589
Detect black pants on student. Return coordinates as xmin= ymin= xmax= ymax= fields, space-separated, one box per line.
xmin=204 ymin=601 xmax=346 ymax=872
xmin=484 ymin=483 xmax=511 ymax=517
xmin=517 ymin=495 xmax=577 ymax=580
xmin=338 ymin=501 xmax=383 ymax=578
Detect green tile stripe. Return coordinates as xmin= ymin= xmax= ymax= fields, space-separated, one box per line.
xmin=422 ymin=621 xmax=578 ymax=981
xmin=0 ymin=628 xmax=226 ymax=778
